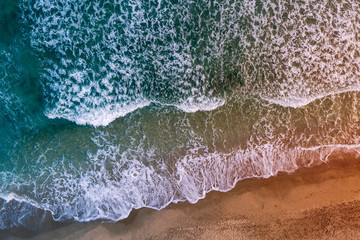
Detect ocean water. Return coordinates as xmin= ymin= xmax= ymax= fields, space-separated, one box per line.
xmin=1 ymin=0 xmax=360 ymax=232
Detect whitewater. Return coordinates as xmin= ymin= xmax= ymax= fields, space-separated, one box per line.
xmin=1 ymin=0 xmax=360 ymax=231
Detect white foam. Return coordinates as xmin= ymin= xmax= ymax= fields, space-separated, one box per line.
xmin=20 ymin=0 xmax=360 ymax=124
xmin=262 ymin=86 xmax=360 ymax=108
xmin=175 ymin=143 xmax=360 ymax=204
xmin=7 ymin=0 xmax=360 ymax=230
xmin=21 ymin=0 xmax=230 ymax=127
xmin=0 ymin=192 xmax=42 ymax=210
xmin=3 ymin=116 xmax=360 ymax=229
xmin=6 ymin=142 xmax=359 ymax=227
xmin=46 ymin=99 xmax=151 ymax=127
xmin=236 ymin=0 xmax=360 ymax=108
xmin=175 ymin=96 xmax=226 ymax=113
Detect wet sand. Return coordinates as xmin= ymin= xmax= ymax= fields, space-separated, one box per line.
xmin=5 ymin=160 xmax=360 ymax=240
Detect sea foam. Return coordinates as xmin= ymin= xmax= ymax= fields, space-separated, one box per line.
xmin=22 ymin=0 xmax=230 ymax=126
xmin=3 ymin=0 xmax=360 ymax=231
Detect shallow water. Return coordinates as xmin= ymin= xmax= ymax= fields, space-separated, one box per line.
xmin=1 ymin=0 xmax=360 ymax=232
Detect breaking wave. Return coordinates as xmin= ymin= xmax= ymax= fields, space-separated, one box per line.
xmin=2 ymin=0 xmax=360 ymax=232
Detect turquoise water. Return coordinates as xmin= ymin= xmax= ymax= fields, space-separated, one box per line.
xmin=2 ymin=0 xmax=360 ymax=232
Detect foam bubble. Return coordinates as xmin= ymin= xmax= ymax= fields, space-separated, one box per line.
xmin=0 ymin=197 xmax=48 ymax=230
xmin=237 ymin=0 xmax=360 ymax=107
xmin=21 ymin=0 xmax=232 ymax=126
xmin=4 ymin=141 xmax=360 ymax=229
xmin=20 ymin=0 xmax=360 ymax=124
xmin=175 ymin=143 xmax=360 ymax=203
xmin=46 ymin=98 xmax=151 ymax=127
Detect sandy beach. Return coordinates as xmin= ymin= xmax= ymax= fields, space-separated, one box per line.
xmin=3 ymin=0 xmax=360 ymax=239
xmin=4 ymin=158 xmax=360 ymax=240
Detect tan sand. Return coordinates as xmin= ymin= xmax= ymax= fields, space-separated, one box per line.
xmin=19 ymin=163 xmax=360 ymax=240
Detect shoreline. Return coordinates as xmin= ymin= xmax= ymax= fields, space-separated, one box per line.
xmin=4 ymin=159 xmax=360 ymax=239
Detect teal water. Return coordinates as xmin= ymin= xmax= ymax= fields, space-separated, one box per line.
xmin=1 ymin=0 xmax=360 ymax=232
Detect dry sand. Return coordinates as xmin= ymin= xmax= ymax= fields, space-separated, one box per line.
xmin=6 ymin=162 xmax=360 ymax=240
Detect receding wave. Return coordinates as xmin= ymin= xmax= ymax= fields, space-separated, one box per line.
xmin=2 ymin=142 xmax=360 ymax=229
